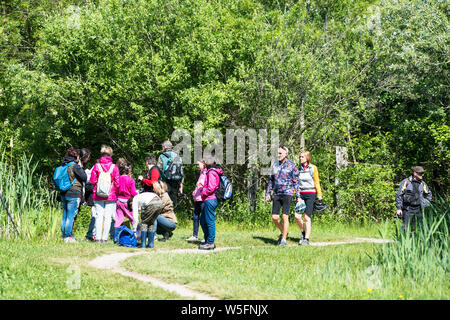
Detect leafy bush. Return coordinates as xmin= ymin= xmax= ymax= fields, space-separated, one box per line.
xmin=335 ymin=164 xmax=396 ymax=221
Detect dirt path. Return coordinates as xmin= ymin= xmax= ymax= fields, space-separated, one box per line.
xmin=88 ymin=237 xmax=392 ymax=300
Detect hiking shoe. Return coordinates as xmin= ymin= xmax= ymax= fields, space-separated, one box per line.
xmin=279 ymin=239 xmax=287 ymax=247
xmin=159 ymin=231 xmax=173 ymax=242
xmin=277 ymin=233 xmax=289 ymax=244
xmin=198 ymin=243 xmax=215 ymax=250
xmin=298 ymin=239 xmax=310 ymax=246
xmin=186 ymin=236 xmax=199 ymax=242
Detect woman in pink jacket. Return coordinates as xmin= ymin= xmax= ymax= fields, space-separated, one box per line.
xmin=199 ymin=155 xmax=223 ymax=250
xmin=186 ymin=159 xmax=207 ymax=243
xmin=89 ymin=145 xmax=120 ymax=243
xmin=114 ymin=158 xmax=138 ymax=242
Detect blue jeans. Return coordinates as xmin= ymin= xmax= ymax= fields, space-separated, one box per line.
xmin=200 ymin=198 xmax=218 ymax=244
xmin=155 ymin=215 xmax=177 ymax=235
xmin=61 ymin=196 xmax=80 ymax=238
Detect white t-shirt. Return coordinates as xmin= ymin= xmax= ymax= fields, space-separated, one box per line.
xmin=131 ymin=192 xmax=160 ymax=231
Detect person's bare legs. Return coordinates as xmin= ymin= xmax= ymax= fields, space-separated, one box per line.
xmin=294 ymin=213 xmax=305 ymax=233
xmin=304 ymin=214 xmax=312 ymax=239
xmin=272 ymin=214 xmax=289 ymax=240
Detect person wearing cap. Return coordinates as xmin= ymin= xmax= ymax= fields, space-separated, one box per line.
xmin=395 ymin=166 xmax=432 ymax=230
xmin=265 ymin=146 xmax=302 ymax=246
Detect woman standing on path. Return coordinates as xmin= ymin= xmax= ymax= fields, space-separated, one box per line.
xmin=89 ymin=145 xmax=120 ymax=243
xmin=199 ymin=155 xmax=223 ymax=250
xmin=187 ymin=159 xmax=207 ymax=242
xmin=59 ymin=147 xmax=87 ymax=243
xmin=294 ymin=150 xmax=323 ymax=245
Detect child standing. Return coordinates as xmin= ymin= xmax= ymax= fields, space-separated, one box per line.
xmin=186 ymin=159 xmax=207 ymax=242
xmin=114 ymin=158 xmax=138 ymax=242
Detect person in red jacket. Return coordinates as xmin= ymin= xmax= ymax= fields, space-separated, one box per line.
xmin=138 ymin=155 xmax=162 ymax=192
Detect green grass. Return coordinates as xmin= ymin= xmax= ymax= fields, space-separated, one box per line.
xmin=0 ymin=218 xmax=447 ymax=300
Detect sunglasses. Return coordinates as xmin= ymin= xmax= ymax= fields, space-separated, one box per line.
xmin=416 ymin=172 xmax=424 ymax=175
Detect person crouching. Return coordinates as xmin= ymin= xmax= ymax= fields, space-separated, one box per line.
xmin=127 ymin=192 xmax=163 ymax=248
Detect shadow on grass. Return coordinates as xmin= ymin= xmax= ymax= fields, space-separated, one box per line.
xmin=252 ymin=235 xmax=302 ymax=245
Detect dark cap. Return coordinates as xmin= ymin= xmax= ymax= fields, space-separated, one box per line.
xmin=412 ymin=166 xmax=425 ymax=174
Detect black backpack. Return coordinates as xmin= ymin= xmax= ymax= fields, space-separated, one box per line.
xmin=162 ymin=152 xmax=184 ymax=182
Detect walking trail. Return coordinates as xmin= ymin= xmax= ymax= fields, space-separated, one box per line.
xmin=88 ymin=237 xmax=392 ymax=300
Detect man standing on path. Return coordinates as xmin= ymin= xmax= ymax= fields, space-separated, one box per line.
xmin=157 ymin=140 xmax=184 ymax=207
xmin=396 ymin=166 xmax=432 ymax=231
xmin=265 ymin=146 xmax=302 ymax=246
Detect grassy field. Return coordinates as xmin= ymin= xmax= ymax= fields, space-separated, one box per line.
xmin=1 ymin=219 xmax=448 ymax=300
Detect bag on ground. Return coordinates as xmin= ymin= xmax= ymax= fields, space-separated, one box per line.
xmin=115 ymin=225 xmax=137 ymax=247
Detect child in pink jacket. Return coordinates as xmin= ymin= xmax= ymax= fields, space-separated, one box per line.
xmin=186 ymin=159 xmax=207 ymax=242
xmin=114 ymin=158 xmax=138 ymax=242
xmin=89 ymin=145 xmax=120 ymax=243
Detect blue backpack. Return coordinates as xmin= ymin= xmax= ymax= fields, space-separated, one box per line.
xmin=115 ymin=226 xmax=137 ymax=247
xmin=53 ymin=162 xmax=77 ymax=192
xmin=215 ymin=175 xmax=232 ymax=202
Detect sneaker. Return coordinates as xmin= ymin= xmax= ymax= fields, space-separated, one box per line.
xmin=64 ymin=237 xmax=77 ymax=243
xmin=85 ymin=236 xmax=95 ymax=242
xmin=198 ymin=243 xmax=215 ymax=250
xmin=279 ymin=239 xmax=287 ymax=247
xmin=186 ymin=236 xmax=199 ymax=242
xmin=277 ymin=233 xmax=289 ymax=245
xmin=303 ymin=239 xmax=310 ymax=245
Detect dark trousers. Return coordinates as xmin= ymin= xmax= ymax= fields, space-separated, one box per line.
xmin=193 ymin=201 xmax=202 ymax=237
xmin=167 ymin=181 xmax=180 ymax=207
xmin=402 ymin=208 xmax=423 ymax=231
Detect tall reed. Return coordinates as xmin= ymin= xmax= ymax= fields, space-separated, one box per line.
xmin=371 ymin=197 xmax=449 ymax=283
xmin=0 ymin=142 xmax=59 ymax=240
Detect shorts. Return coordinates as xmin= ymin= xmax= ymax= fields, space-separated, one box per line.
xmin=300 ymin=193 xmax=316 ymax=215
xmin=272 ymin=194 xmax=293 ymax=216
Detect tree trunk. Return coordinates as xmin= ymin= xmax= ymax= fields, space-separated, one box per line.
xmin=335 ymin=146 xmax=348 ymax=214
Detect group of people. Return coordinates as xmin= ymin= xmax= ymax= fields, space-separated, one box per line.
xmin=58 ymin=140 xmax=222 ymax=250
xmin=58 ymin=140 xmax=433 ymax=250
xmin=265 ymin=146 xmax=323 ymax=246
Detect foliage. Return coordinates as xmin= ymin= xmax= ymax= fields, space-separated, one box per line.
xmin=371 ymin=197 xmax=449 ymax=283
xmin=0 ymin=142 xmax=60 ymax=240
xmin=0 ymin=0 xmax=448 ymax=223
xmin=335 ymin=164 xmax=396 ymax=221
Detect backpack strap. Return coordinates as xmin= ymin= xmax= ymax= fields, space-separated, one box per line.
xmin=66 ymin=162 xmax=78 ymax=183
xmin=107 ymin=164 xmax=115 ymax=174
xmin=97 ymin=163 xmax=104 ymax=173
